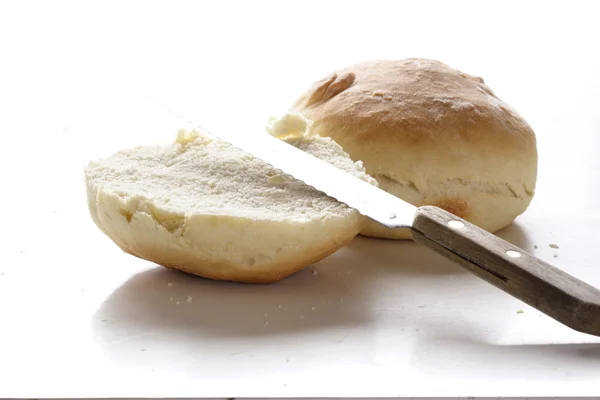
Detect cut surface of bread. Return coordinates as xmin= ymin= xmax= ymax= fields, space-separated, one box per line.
xmin=85 ymin=124 xmax=375 ymax=283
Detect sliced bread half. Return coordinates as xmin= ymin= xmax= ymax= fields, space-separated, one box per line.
xmin=85 ymin=123 xmax=376 ymax=283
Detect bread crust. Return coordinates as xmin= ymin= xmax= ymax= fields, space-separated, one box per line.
xmin=291 ymin=58 xmax=538 ymax=238
xmin=87 ymin=187 xmax=360 ymax=283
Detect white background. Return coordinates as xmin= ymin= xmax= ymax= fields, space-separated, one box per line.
xmin=1 ymin=0 xmax=599 ymax=399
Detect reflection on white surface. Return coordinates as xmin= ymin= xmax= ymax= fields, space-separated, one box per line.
xmin=1 ymin=0 xmax=600 ymax=398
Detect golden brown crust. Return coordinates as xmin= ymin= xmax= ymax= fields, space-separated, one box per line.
xmin=291 ymin=58 xmax=538 ymax=238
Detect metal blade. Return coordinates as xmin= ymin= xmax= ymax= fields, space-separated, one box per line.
xmin=152 ymin=99 xmax=417 ymax=229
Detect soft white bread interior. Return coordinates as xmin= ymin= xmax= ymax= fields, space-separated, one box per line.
xmin=288 ymin=58 xmax=538 ymax=239
xmin=85 ymin=119 xmax=376 ymax=283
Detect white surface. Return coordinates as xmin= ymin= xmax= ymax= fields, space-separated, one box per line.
xmin=1 ymin=0 xmax=600 ymax=398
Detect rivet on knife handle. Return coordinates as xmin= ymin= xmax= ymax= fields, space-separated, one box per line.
xmin=410 ymin=206 xmax=600 ymax=336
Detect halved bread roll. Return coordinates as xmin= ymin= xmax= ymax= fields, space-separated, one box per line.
xmin=288 ymin=59 xmax=538 ymax=239
xmin=85 ymin=121 xmax=376 ymax=283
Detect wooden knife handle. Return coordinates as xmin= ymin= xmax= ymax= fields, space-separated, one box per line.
xmin=411 ymin=206 xmax=600 ymax=336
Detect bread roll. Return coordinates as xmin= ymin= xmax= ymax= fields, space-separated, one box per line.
xmin=85 ymin=120 xmax=376 ymax=283
xmin=288 ymin=58 xmax=538 ymax=239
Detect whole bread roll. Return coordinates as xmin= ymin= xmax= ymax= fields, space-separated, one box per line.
xmin=289 ymin=58 xmax=538 ymax=239
xmin=85 ymin=119 xmax=376 ymax=284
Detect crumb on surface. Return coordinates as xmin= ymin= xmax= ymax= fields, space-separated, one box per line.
xmin=553 ymin=254 xmax=558 ymax=258
xmin=311 ymin=306 xmax=316 ymax=311
xmin=186 ymin=296 xmax=193 ymax=303
xmin=517 ymin=309 xmax=524 ymax=314
xmin=549 ymin=244 xmax=559 ymax=249
xmin=300 ymin=315 xmax=304 ymax=319
xmin=169 ymin=297 xmax=174 ymax=301
xmin=312 ymin=270 xmax=318 ymax=275
xmin=167 ymin=282 xmax=174 ymax=287
xmin=176 ymin=301 xmax=180 ymax=305
xmin=278 ymin=305 xmax=282 ymax=308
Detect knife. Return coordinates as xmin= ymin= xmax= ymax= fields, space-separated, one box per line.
xmin=153 ymin=99 xmax=600 ymax=337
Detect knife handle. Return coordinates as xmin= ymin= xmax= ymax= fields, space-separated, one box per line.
xmin=411 ymin=206 xmax=600 ymax=337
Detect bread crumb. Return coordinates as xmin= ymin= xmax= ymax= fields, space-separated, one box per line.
xmin=169 ymin=297 xmax=174 ymax=301
xmin=167 ymin=282 xmax=174 ymax=287
xmin=264 ymin=313 xmax=268 ymax=316
xmin=175 ymin=129 xmax=199 ymax=145
xmin=278 ymin=305 xmax=282 ymax=309
xmin=264 ymin=321 xmax=269 ymax=327
xmin=268 ymin=174 xmax=288 ymax=186
xmin=186 ymin=296 xmax=193 ymax=303
xmin=176 ymin=301 xmax=180 ymax=305
xmin=311 ymin=306 xmax=316 ymax=311
xmin=549 ymin=244 xmax=559 ymax=249
xmin=266 ymin=112 xmax=310 ymax=137
xmin=517 ymin=309 xmax=524 ymax=314
xmin=312 ymin=270 xmax=318 ymax=275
